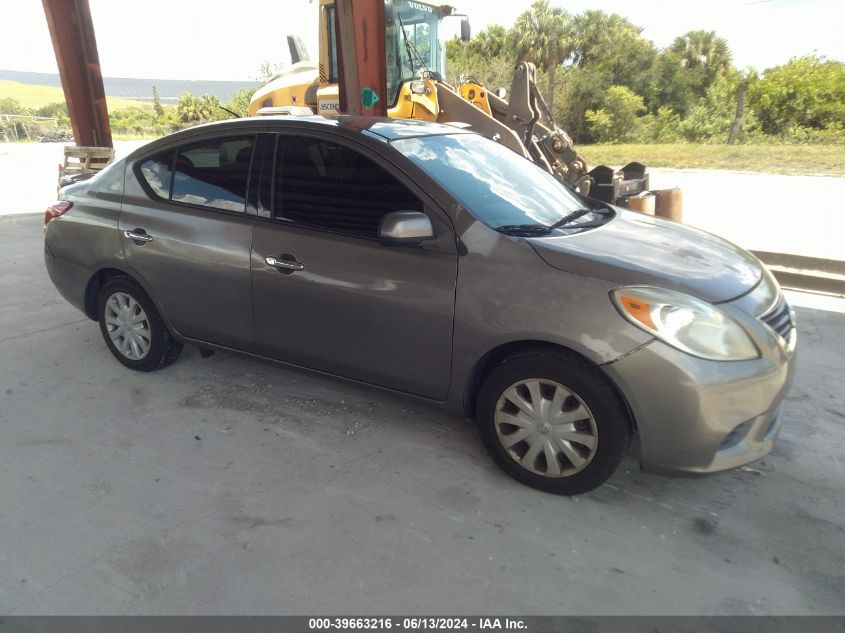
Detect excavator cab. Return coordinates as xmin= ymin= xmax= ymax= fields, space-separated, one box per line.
xmin=249 ymin=0 xmax=665 ymax=208
xmin=314 ymin=0 xmax=467 ymax=118
xmin=383 ymin=0 xmax=460 ymax=97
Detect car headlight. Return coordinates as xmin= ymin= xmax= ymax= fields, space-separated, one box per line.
xmin=611 ymin=286 xmax=759 ymax=361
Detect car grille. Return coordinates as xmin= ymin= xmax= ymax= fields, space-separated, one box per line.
xmin=761 ymin=297 xmax=794 ymax=341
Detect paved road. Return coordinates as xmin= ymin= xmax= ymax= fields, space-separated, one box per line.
xmin=1 ymin=141 xmax=844 ymax=260
xmin=1 ymin=213 xmax=843 ymax=615
xmin=647 ymin=169 xmax=844 ymax=261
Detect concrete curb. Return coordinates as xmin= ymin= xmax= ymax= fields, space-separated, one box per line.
xmin=753 ymin=251 xmax=845 ymax=297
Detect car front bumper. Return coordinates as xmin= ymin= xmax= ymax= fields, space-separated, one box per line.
xmin=601 ymin=316 xmax=797 ymax=476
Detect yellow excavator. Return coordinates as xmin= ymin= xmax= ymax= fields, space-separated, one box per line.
xmin=248 ymin=0 xmax=653 ymax=204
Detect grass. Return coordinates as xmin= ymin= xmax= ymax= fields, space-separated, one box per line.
xmin=578 ymin=143 xmax=845 ymax=177
xmin=0 ymin=80 xmax=143 ymax=112
xmin=112 ymin=133 xmax=157 ymax=141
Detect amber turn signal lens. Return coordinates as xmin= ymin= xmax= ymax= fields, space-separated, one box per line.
xmin=617 ymin=294 xmax=656 ymax=330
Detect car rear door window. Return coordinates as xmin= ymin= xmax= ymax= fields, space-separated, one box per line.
xmin=274 ymin=135 xmax=421 ymax=238
xmin=139 ymin=151 xmax=174 ymax=199
xmin=172 ymin=136 xmax=255 ymax=212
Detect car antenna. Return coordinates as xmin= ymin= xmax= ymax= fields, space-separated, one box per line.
xmin=217 ymin=106 xmax=241 ymax=119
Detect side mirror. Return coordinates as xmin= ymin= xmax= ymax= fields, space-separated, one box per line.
xmin=378 ymin=211 xmax=435 ymax=246
xmin=461 ymin=17 xmax=471 ymax=42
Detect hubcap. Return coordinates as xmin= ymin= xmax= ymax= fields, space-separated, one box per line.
xmin=104 ymin=292 xmax=151 ymax=360
xmin=494 ymin=378 xmax=598 ymax=478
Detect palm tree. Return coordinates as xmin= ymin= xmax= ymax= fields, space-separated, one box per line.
xmin=199 ymin=94 xmax=222 ymax=120
xmin=568 ymin=11 xmax=644 ymax=68
xmin=511 ymin=0 xmax=570 ymax=118
xmin=474 ymin=24 xmax=509 ymax=59
xmin=670 ymin=30 xmax=732 ymax=74
xmin=177 ymin=93 xmax=202 ymax=123
xmin=176 ymin=93 xmax=222 ymax=124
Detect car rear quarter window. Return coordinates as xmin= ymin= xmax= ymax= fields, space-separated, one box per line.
xmin=274 ymin=135 xmax=421 ymax=238
xmin=139 ymin=152 xmax=174 ymax=199
xmin=170 ymin=136 xmax=255 ymax=212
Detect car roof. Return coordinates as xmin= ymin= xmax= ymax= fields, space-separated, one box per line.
xmin=161 ymin=114 xmax=471 ymax=142
xmin=127 ymin=115 xmax=473 ymax=161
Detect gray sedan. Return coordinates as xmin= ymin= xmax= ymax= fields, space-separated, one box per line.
xmin=43 ymin=116 xmax=797 ymax=494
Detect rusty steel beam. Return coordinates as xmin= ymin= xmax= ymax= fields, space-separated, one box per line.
xmin=42 ymin=0 xmax=112 ymax=148
xmin=334 ymin=0 xmax=387 ymax=117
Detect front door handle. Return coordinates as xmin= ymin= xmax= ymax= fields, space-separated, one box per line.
xmin=123 ymin=229 xmax=153 ymax=243
xmin=265 ymin=255 xmax=305 ymax=272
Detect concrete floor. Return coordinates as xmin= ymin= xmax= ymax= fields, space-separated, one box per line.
xmin=1 ymin=212 xmax=844 ymax=615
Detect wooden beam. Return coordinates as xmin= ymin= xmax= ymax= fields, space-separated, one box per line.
xmin=42 ymin=0 xmax=112 ymax=147
xmin=334 ymin=0 xmax=387 ymax=117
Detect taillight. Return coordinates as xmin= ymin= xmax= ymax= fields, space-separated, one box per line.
xmin=44 ymin=201 xmax=73 ymax=229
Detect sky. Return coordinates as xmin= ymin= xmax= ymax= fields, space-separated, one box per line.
xmin=2 ymin=0 xmax=843 ymax=81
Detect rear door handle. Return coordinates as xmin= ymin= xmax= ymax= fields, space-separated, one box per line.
xmin=265 ymin=255 xmax=304 ymax=272
xmin=123 ymin=229 xmax=153 ymax=243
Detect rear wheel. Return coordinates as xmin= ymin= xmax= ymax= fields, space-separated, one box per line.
xmin=97 ymin=277 xmax=182 ymax=371
xmin=476 ymin=349 xmax=630 ymax=495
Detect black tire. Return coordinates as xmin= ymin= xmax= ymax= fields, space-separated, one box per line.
xmin=97 ymin=276 xmax=182 ymax=372
xmin=476 ymin=348 xmax=631 ymax=495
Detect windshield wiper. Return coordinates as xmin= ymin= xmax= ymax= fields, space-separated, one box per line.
xmin=396 ymin=14 xmax=423 ymax=77
xmin=496 ymin=206 xmax=611 ymax=237
xmin=494 ymin=224 xmax=554 ymax=236
xmin=545 ymin=208 xmax=593 ymax=232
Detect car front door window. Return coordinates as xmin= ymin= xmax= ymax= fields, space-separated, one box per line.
xmin=274 ymin=135 xmax=422 ymax=238
xmin=249 ymin=133 xmax=457 ymax=399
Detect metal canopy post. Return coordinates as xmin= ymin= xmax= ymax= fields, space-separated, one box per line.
xmin=42 ymin=0 xmax=112 ymax=148
xmin=334 ymin=0 xmax=387 ymax=117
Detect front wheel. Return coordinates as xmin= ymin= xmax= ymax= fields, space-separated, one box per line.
xmin=97 ymin=277 xmax=182 ymax=371
xmin=476 ymin=349 xmax=631 ymax=495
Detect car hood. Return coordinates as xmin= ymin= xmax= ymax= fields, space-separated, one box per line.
xmin=527 ymin=209 xmax=762 ymax=303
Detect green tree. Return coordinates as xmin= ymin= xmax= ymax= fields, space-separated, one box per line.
xmin=748 ymin=55 xmax=845 ymax=136
xmin=642 ymin=106 xmax=683 ymax=143
xmin=35 ymin=102 xmax=67 ymax=118
xmin=679 ymin=73 xmax=758 ymax=142
xmin=653 ymin=30 xmax=733 ymax=116
xmin=152 ymin=85 xmax=165 ymax=120
xmin=585 ymin=85 xmax=647 ymax=143
xmin=176 ymin=93 xmax=224 ymax=124
xmin=33 ymin=102 xmax=70 ymax=128
xmin=177 ymin=93 xmax=201 ymax=123
xmin=200 ymin=94 xmax=223 ymax=119
xmin=227 ymin=86 xmax=259 ymax=117
xmin=0 ymin=98 xmax=28 ymax=115
xmin=511 ymin=0 xmax=570 ymax=118
xmin=474 ymin=24 xmax=509 ymax=59
xmin=556 ymin=11 xmax=656 ymax=140
xmin=567 ymin=10 xmax=654 ymax=73
xmin=669 ymin=30 xmax=732 ymax=74
xmin=445 ymin=26 xmax=518 ymax=89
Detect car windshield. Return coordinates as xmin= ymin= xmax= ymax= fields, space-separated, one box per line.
xmin=392 ymin=133 xmax=607 ymax=234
